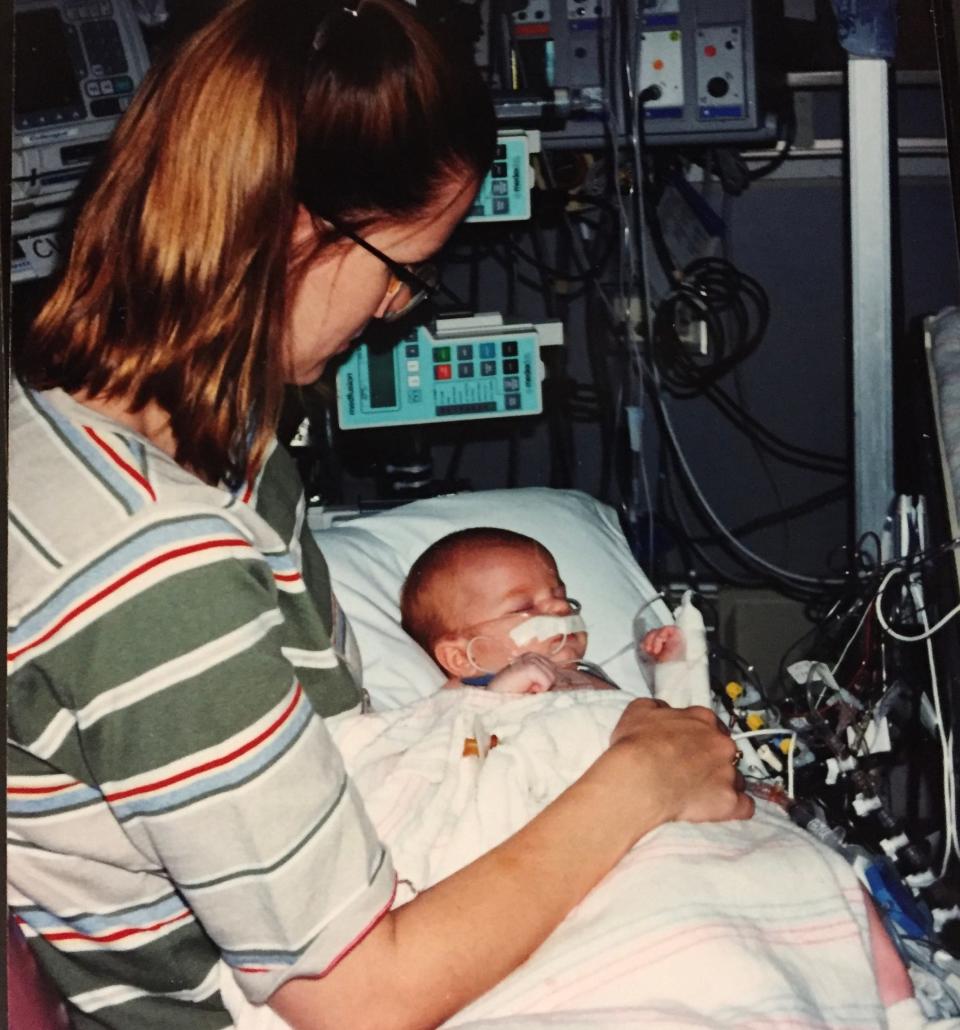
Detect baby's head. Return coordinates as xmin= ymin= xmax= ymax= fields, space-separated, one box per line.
xmin=400 ymin=527 xmax=587 ymax=679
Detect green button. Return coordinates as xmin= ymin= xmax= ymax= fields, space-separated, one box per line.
xmin=433 ymin=346 xmax=451 ymax=362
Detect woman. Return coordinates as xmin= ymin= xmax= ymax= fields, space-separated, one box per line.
xmin=7 ymin=2 xmax=752 ymax=1027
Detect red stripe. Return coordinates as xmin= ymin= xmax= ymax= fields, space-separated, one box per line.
xmin=8 ymin=780 xmax=80 ymax=797
xmin=7 ymin=537 xmax=252 ymax=663
xmin=83 ymin=425 xmax=158 ymax=502
xmin=315 ymin=878 xmax=397 ymax=978
xmin=105 ymin=683 xmax=304 ymax=803
xmin=42 ymin=909 xmax=191 ymax=945
xmin=273 ymin=572 xmax=302 ymax=583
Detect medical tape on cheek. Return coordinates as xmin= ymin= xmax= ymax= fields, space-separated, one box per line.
xmin=508 ymin=613 xmax=587 ymax=647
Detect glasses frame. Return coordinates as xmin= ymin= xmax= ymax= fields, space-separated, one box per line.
xmin=320 ymin=216 xmax=439 ymax=323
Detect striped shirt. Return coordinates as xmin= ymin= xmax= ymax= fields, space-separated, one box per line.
xmin=7 ymin=379 xmax=396 ymax=1030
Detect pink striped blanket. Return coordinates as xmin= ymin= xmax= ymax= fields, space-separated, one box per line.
xmin=231 ymin=689 xmax=887 ymax=1029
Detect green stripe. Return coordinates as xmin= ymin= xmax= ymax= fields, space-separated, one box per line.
xmin=10 ymin=508 xmax=64 ymax=568
xmin=12 ymin=510 xmax=245 ymax=629
xmin=32 ymin=552 xmax=278 ymax=706
xmin=252 ymin=446 xmax=300 ymax=546
xmin=112 ymin=699 xmax=314 ymax=822
xmin=27 ymin=922 xmax=229 ymax=1030
xmin=7 ymin=664 xmax=75 ymax=753
xmin=72 ymin=1000 xmax=231 ymax=1030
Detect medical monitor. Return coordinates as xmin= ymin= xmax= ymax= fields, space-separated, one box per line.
xmin=12 ymin=0 xmax=150 ymax=279
xmin=336 ymin=315 xmax=563 ymax=430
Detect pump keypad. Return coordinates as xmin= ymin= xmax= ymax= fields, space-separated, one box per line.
xmin=337 ymin=326 xmax=544 ymax=429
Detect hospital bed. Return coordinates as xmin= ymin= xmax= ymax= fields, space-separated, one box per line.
xmin=275 ymin=487 xmax=900 ymax=1029
xmin=921 ymin=306 xmax=960 ymax=763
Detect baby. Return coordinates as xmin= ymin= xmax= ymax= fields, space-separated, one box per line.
xmin=400 ymin=527 xmax=617 ymax=693
xmin=400 ymin=527 xmax=919 ymax=1018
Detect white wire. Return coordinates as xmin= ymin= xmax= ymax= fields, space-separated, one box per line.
xmin=874 ymin=565 xmax=960 ymax=642
xmin=907 ymin=578 xmax=960 ymax=874
xmin=830 ymin=597 xmax=874 ymax=677
xmin=732 ymin=728 xmax=798 ymax=799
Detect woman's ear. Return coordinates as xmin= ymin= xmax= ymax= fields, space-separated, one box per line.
xmin=433 ymin=636 xmax=473 ymax=678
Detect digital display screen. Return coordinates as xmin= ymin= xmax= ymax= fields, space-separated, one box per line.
xmin=368 ymin=348 xmax=398 ymax=410
xmin=14 ymin=10 xmax=84 ymax=118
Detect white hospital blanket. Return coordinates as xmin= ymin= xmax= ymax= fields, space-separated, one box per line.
xmin=231 ymin=689 xmax=887 ymax=1029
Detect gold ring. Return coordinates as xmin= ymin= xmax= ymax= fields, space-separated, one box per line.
xmin=732 ymin=749 xmax=743 ymax=766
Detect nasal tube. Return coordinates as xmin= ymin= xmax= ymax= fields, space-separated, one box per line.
xmin=509 ymin=612 xmax=587 ymax=647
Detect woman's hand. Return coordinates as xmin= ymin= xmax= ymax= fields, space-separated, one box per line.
xmin=609 ymin=698 xmax=754 ymax=826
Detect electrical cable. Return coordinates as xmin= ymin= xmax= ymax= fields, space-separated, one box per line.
xmin=651 ymin=364 xmax=845 ymax=591
xmin=651 ymin=256 xmax=770 ymax=397
xmin=705 ymin=384 xmax=848 ymax=473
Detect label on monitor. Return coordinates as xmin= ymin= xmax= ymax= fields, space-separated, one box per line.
xmin=337 ymin=324 xmax=545 ymax=430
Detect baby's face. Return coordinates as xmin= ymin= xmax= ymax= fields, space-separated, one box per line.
xmin=447 ymin=544 xmax=587 ymax=667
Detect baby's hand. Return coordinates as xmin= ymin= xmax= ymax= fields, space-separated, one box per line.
xmin=487 ymin=653 xmax=558 ymax=694
xmin=641 ymin=626 xmax=684 ymax=664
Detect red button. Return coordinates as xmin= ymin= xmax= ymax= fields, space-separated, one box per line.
xmin=435 ymin=364 xmax=452 ymax=380
xmin=704 ymin=44 xmax=717 ymax=57
xmin=653 ymin=58 xmax=664 ymax=70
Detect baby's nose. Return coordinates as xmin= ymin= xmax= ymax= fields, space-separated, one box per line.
xmin=543 ymin=597 xmax=572 ymax=615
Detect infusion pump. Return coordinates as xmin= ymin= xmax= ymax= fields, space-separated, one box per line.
xmin=12 ymin=0 xmax=150 ymax=281
xmin=337 ymin=314 xmax=564 ymax=430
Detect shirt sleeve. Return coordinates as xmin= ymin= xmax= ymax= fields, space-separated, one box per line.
xmin=36 ymin=517 xmax=396 ymax=1004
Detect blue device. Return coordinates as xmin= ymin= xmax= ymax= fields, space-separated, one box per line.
xmin=467 ymin=131 xmax=538 ymax=223
xmin=336 ymin=315 xmax=563 ymax=430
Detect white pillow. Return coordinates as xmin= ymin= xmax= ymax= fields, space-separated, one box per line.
xmin=310 ymin=488 xmax=670 ymax=710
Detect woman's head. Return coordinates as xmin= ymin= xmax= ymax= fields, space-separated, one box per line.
xmin=21 ymin=0 xmax=495 ymax=486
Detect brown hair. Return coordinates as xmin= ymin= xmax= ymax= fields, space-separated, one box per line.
xmin=19 ymin=0 xmax=495 ymax=487
xmin=400 ymin=528 xmax=556 ymax=654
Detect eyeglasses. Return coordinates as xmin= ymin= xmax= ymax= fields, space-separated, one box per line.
xmin=323 ymin=218 xmax=440 ymax=323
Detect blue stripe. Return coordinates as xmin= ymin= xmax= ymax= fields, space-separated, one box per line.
xmin=29 ymin=390 xmax=144 ymax=513
xmin=9 ymin=515 xmax=254 ymax=651
xmin=8 ymin=783 xmax=102 ymax=816
xmin=263 ymin=552 xmax=300 ymax=577
xmin=112 ymin=687 xmax=314 ymax=820
xmin=14 ymin=893 xmax=185 ymax=937
xmin=223 ymin=947 xmax=300 ymax=968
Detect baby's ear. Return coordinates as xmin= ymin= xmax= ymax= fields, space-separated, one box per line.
xmin=433 ymin=636 xmax=472 ymax=678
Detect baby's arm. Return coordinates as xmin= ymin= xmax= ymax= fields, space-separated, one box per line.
xmin=641 ymin=625 xmax=684 ymax=663
xmin=487 ymin=653 xmax=558 ymax=694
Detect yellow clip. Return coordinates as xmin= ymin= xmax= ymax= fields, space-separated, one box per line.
xmin=725 ymin=681 xmax=744 ymax=700
xmin=779 ymin=737 xmax=793 ymax=754
xmin=746 ymin=712 xmax=765 ymax=731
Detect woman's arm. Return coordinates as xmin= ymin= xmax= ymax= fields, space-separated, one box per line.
xmin=270 ymin=700 xmax=752 ymax=1030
